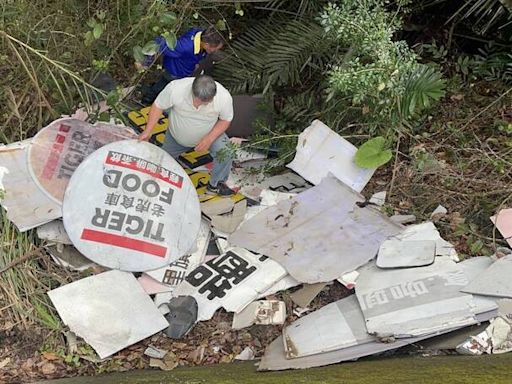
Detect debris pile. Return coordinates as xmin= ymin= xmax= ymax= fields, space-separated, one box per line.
xmin=1 ymin=117 xmax=512 ymax=372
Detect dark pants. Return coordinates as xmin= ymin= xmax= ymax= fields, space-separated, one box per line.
xmin=141 ymin=71 xmax=176 ymax=105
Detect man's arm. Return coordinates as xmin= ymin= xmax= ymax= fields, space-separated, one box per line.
xmin=138 ymin=103 xmax=164 ymax=141
xmin=195 ymin=119 xmax=231 ymax=152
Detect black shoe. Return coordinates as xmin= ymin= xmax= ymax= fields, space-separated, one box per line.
xmin=206 ymin=182 xmax=235 ymax=196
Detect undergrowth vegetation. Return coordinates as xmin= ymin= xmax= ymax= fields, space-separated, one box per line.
xmin=0 ymin=1 xmax=511 ymax=378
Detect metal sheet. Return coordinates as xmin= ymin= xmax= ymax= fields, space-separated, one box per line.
xmin=257 ymin=275 xmax=300 ymax=299
xmin=283 ymin=295 xmax=372 ymax=359
xmin=47 ymin=270 xmax=168 ymax=359
xmin=377 ymin=240 xmax=436 ymax=269
xmin=0 ymin=140 xmax=61 ymax=231
xmin=173 ymin=247 xmax=287 ymax=321
xmin=63 ymin=140 xmax=201 ymax=272
xmin=259 ymin=304 xmax=496 ymax=371
xmin=28 ymin=118 xmax=136 ymax=204
xmin=229 ymin=176 xmax=402 ymax=283
xmin=146 ymin=219 xmax=211 ymax=289
xmin=462 ymin=254 xmax=512 ymax=298
xmin=287 ymin=120 xmax=375 ymax=192
xmin=356 ymin=257 xmax=476 ymax=338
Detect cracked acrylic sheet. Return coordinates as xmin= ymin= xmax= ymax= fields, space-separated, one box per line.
xmin=173 ymin=247 xmax=287 ymax=321
xmin=490 ymin=209 xmax=512 ymax=248
xmin=229 ymin=176 xmax=402 ymax=283
xmin=48 ymin=270 xmax=168 ymax=359
xmin=356 ymin=257 xmax=476 ymax=338
xmin=462 ymin=254 xmax=512 ymax=298
xmin=287 ymin=120 xmax=375 ymax=192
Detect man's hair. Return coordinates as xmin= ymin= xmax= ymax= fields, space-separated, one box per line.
xmin=192 ymin=75 xmax=217 ymax=101
xmin=201 ymin=26 xmax=224 ymax=47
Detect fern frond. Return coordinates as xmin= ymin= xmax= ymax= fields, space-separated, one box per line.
xmin=399 ymin=65 xmax=446 ymax=119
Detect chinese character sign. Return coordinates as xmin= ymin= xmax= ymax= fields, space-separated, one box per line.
xmin=62 ymin=140 xmax=201 ymax=272
xmin=28 ymin=118 xmax=137 ymax=204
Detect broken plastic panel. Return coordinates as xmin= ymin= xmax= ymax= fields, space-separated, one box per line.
xmin=146 ymin=219 xmax=211 ymax=289
xmin=377 ymin=240 xmax=436 ymax=269
xmin=283 ymin=295 xmax=372 ymax=359
xmin=48 ymin=270 xmax=168 ymax=359
xmin=462 ymin=254 xmax=512 ymax=298
xmin=0 ymin=140 xmax=61 ymax=231
xmin=63 ymin=140 xmax=201 ymax=272
xmin=173 ymin=247 xmax=287 ymax=321
xmin=28 ymin=118 xmax=136 ymax=204
xmin=229 ymin=176 xmax=402 ymax=283
xmin=287 ymin=120 xmax=375 ymax=192
xmin=356 ymin=257 xmax=476 ymax=338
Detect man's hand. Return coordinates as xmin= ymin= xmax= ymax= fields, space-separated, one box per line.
xmin=138 ymin=129 xmax=152 ymax=141
xmin=195 ymin=136 xmax=213 ymax=152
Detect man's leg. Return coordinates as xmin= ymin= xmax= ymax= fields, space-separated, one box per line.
xmin=208 ymin=133 xmax=233 ymax=187
xmin=161 ymin=130 xmax=191 ymax=159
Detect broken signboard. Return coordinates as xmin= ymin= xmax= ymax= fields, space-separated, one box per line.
xmin=62 ymin=140 xmax=201 ymax=272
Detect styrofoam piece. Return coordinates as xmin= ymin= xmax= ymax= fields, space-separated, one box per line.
xmin=28 ymin=117 xmax=136 ymax=204
xmin=287 ymin=120 xmax=375 ymax=192
xmin=37 ymin=220 xmax=72 ymax=244
xmin=491 ymin=208 xmax=512 ymax=248
xmin=229 ymin=176 xmax=402 ymax=283
xmin=0 ymin=140 xmax=61 ymax=231
xmin=462 ymin=254 xmax=512 ymax=298
xmin=356 ymin=257 xmax=476 ymax=338
xmin=377 ymin=240 xmax=436 ymax=269
xmin=431 ymin=205 xmax=448 ymax=218
xmin=47 ymin=270 xmax=168 ymax=359
xmin=173 ymin=247 xmax=287 ymax=321
xmin=63 ymin=140 xmax=201 ymax=272
xmin=232 ymin=300 xmax=286 ymax=329
xmin=146 ymin=220 xmax=211 ymax=289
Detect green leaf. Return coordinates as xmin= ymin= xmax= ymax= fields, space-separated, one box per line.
xmin=141 ymin=41 xmax=158 ymax=55
xmin=162 ymin=31 xmax=177 ymax=50
xmin=133 ymin=45 xmax=145 ymax=63
xmin=106 ymin=89 xmax=120 ymax=107
xmin=216 ymin=19 xmax=227 ymax=31
xmin=159 ymin=11 xmax=177 ymax=25
xmin=354 ymin=136 xmax=393 ymax=169
xmin=86 ymin=18 xmax=95 ymax=28
xmin=93 ymin=23 xmax=103 ymax=39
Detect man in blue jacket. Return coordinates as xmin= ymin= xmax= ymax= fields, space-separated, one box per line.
xmin=141 ymin=26 xmax=224 ymax=104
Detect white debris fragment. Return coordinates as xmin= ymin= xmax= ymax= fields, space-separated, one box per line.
xmin=337 ymin=271 xmax=360 ymax=290
xmin=287 ymin=120 xmax=376 ymax=192
xmin=234 ymin=347 xmax=255 ymax=361
xmin=173 ymin=247 xmax=287 ymax=321
xmin=430 ymin=205 xmax=448 ymax=219
xmin=37 ymin=220 xmax=72 ymax=244
xmin=232 ymin=300 xmax=286 ymax=329
xmin=369 ymin=191 xmax=386 ymax=207
xmin=47 ymin=270 xmax=168 ymax=359
xmin=144 ymin=345 xmax=168 ymax=359
xmin=0 ymin=166 xmax=8 ymax=192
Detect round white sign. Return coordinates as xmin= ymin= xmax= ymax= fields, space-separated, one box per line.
xmin=62 ymin=140 xmax=201 ymax=272
xmin=28 ymin=118 xmax=137 ymax=204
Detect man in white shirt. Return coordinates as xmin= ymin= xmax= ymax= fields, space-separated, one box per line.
xmin=139 ymin=75 xmax=235 ymax=196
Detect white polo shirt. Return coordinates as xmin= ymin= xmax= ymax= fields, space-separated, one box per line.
xmin=154 ymin=77 xmax=234 ymax=147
